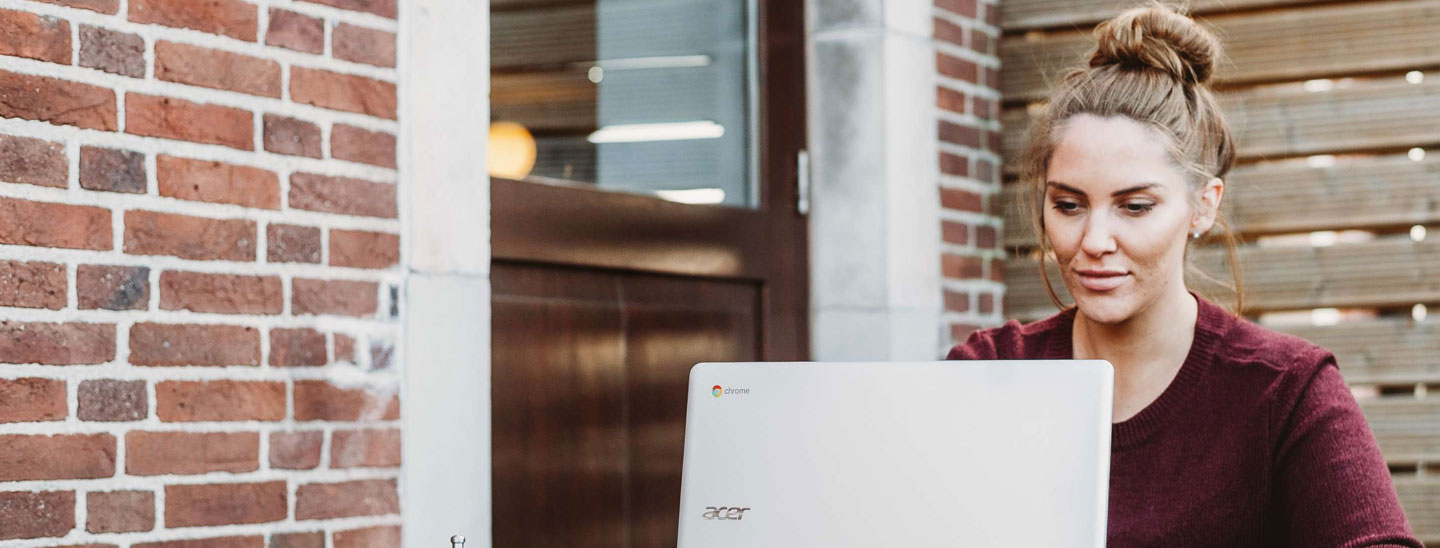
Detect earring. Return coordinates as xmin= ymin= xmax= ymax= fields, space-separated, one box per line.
xmin=1192 ymin=229 xmax=1202 ymax=239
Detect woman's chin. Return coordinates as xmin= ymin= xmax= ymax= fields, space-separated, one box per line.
xmin=1073 ymin=291 xmax=1135 ymax=325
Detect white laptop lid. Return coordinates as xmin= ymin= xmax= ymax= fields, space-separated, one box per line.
xmin=676 ymin=360 xmax=1113 ymax=548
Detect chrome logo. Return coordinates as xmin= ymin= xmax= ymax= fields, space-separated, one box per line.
xmin=712 ymin=385 xmax=723 ymax=398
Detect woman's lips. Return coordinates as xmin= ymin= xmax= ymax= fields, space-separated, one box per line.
xmin=1076 ymin=271 xmax=1128 ymax=292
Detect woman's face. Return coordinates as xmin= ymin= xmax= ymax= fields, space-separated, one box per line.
xmin=1042 ymin=114 xmax=1212 ymax=325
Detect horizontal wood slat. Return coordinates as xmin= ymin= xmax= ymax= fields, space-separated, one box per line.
xmin=1000 ymin=0 xmax=1440 ymax=102
xmin=1000 ymin=154 xmax=1440 ymax=247
xmin=1000 ymin=0 xmax=1335 ymax=30
xmin=1364 ymin=398 xmax=1440 ymax=464
xmin=1277 ymin=319 xmax=1440 ymax=386
xmin=1395 ymin=478 xmax=1440 ymax=543
xmin=1002 ymin=235 xmax=1440 ymax=320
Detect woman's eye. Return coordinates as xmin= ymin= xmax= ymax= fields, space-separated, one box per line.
xmin=1052 ymin=201 xmax=1080 ymax=214
xmin=1123 ymin=203 xmax=1155 ymax=214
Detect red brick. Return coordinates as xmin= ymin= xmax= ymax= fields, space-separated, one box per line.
xmin=0 ymin=134 xmax=66 ymax=188
xmin=86 ymin=490 xmax=154 ymax=533
xmin=942 ymin=254 xmax=984 ymax=279
xmin=156 ymin=380 xmax=284 ymax=422
xmin=944 ymin=290 xmax=970 ymax=312
xmin=270 ymin=328 xmax=327 ymax=366
xmin=33 ymin=0 xmax=118 ymax=14
xmin=942 ymin=220 xmax=969 ymax=245
xmin=129 ymin=0 xmax=257 ymax=41
xmin=940 ymin=187 xmax=983 ymax=212
xmin=125 ymin=94 xmax=253 ymax=150
xmin=939 ymin=152 xmax=969 ymax=177
xmin=78 ymin=265 xmax=149 ymax=311
xmin=130 ymin=323 xmax=261 ymax=366
xmin=156 ymin=155 xmax=278 ymax=208
xmin=977 ymin=159 xmax=996 ymax=183
xmin=937 ymin=53 xmax=978 ymax=83
xmin=0 ymin=378 xmax=66 ymax=422
xmin=165 ymin=482 xmax=286 ymax=528
xmin=290 ymin=67 xmax=396 ymax=119
xmin=124 ymin=210 xmax=256 ymax=261
xmin=970 ymin=27 xmax=993 ymax=55
xmin=932 ymin=16 xmax=964 ymax=45
xmin=983 ymin=2 xmax=1000 ymax=26
xmin=938 ymin=120 xmax=982 ymax=148
xmin=331 ymin=428 xmax=400 ymax=468
xmin=159 ymin=271 xmax=281 ymax=315
xmin=334 ymin=525 xmax=401 ymax=548
xmin=973 ymin=96 xmax=995 ymax=119
xmin=0 ymin=321 xmax=115 ymax=365
xmin=79 ymin=147 xmax=146 ymax=194
xmin=267 ymin=224 xmax=322 ymax=263
xmin=332 ymin=23 xmax=396 ymax=67
xmin=0 ymin=260 xmax=65 ymax=309
xmin=334 ymin=333 xmax=356 ymax=363
xmin=985 ymin=66 xmax=1001 ymax=90
xmin=269 ymin=430 xmax=322 ymax=470
xmin=936 ymin=0 xmax=977 ymax=18
xmin=0 ymin=491 xmax=74 ymax=540
xmin=937 ymin=87 xmax=966 ymax=114
xmin=156 ymin=41 xmax=281 ymax=97
xmin=78 ymin=379 xmax=146 ymax=421
xmin=133 ymin=537 xmax=262 ymax=548
xmin=988 ymin=256 xmax=1005 ymax=282
xmin=289 ymin=173 xmax=397 ymax=218
xmin=330 ymin=230 xmax=398 ymax=269
xmin=293 ymin=278 xmax=378 ymax=317
xmin=978 ymin=291 xmax=996 ymax=314
xmin=301 ymin=0 xmax=396 ymax=18
xmin=0 ymin=70 xmax=116 ymax=130
xmin=126 ymin=431 xmax=259 ymax=475
xmin=294 ymin=380 xmax=399 ymax=422
xmin=0 ymin=8 xmax=71 ymax=64
xmin=271 ymin=532 xmax=325 ymax=548
xmin=79 ymin=25 xmax=143 ymax=78
xmin=295 ymin=479 xmax=398 ymax=520
xmin=266 ymin=9 xmax=323 ymax=53
xmin=260 ymin=114 xmax=322 ymax=158
xmin=977 ymin=224 xmax=998 ymax=248
xmin=0 ymin=197 xmax=111 ymax=250
xmin=331 ymin=124 xmax=396 ymax=168
xmin=0 ymin=434 xmax=115 ymax=481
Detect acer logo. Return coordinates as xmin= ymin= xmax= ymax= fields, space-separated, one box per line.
xmin=702 ymin=506 xmax=751 ymax=520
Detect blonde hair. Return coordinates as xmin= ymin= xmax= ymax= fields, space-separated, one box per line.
xmin=1021 ymin=2 xmax=1245 ymax=313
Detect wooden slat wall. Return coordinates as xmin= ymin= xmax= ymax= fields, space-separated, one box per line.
xmin=996 ymin=1 xmax=1440 ymax=539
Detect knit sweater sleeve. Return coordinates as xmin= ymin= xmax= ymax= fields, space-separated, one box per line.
xmin=1271 ymin=354 xmax=1422 ymax=547
xmin=945 ymin=328 xmax=998 ymax=360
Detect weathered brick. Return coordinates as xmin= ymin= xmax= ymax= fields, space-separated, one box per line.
xmin=126 ymin=431 xmax=259 ymax=475
xmin=271 ymin=532 xmax=324 ymax=548
xmin=939 ymin=151 xmax=969 ymax=177
xmin=940 ymin=187 xmax=983 ymax=212
xmin=0 ymin=260 xmax=65 ymax=309
xmin=0 ymin=491 xmax=75 ymax=540
xmin=295 ymin=479 xmax=398 ymax=520
xmin=129 ymin=0 xmax=258 ymax=41
xmin=159 ymin=271 xmax=282 ymax=315
xmin=329 ymin=230 xmax=398 ymax=269
xmin=941 ymin=220 xmax=969 ymax=245
xmin=0 ymin=134 xmax=66 ymax=188
xmin=0 ymin=378 xmax=66 ymax=422
xmin=78 ymin=265 xmax=149 ymax=310
xmin=300 ymin=0 xmax=396 ymax=18
xmin=937 ymin=87 xmax=966 ymax=114
xmin=86 ymin=490 xmax=154 ymax=533
xmin=942 ymin=254 xmax=984 ymax=279
xmin=944 ymin=289 xmax=971 ymax=312
xmin=0 ymin=434 xmax=115 ymax=481
xmin=333 ymin=525 xmax=401 ymax=548
xmin=124 ymin=210 xmax=256 ymax=261
xmin=263 ymin=114 xmax=322 ymax=158
xmin=369 ymin=341 xmax=393 ymax=370
xmin=156 ymin=380 xmax=284 ymax=422
xmin=270 ymin=328 xmax=326 ymax=366
xmin=331 ymin=428 xmax=400 ymax=468
xmin=156 ymin=41 xmax=281 ymax=97
xmin=0 ymin=8 xmax=71 ymax=64
xmin=937 ymin=52 xmax=978 ymax=83
xmin=331 ymin=124 xmax=395 ymax=168
xmin=933 ymin=16 xmax=964 ymax=46
xmin=269 ymin=430 xmax=322 ymax=470
xmin=290 ymin=67 xmax=396 ymax=119
xmin=936 ymin=0 xmax=977 ymax=19
xmin=130 ymin=323 xmax=261 ymax=366
xmin=0 ymin=70 xmax=116 ymax=130
xmin=156 ymin=155 xmax=279 ymax=209
xmin=33 ymin=0 xmax=119 ymax=14
xmin=294 ymin=380 xmax=398 ymax=421
xmin=79 ymin=25 xmax=144 ymax=78
xmin=265 ymin=9 xmax=322 ymax=54
xmin=0 ymin=197 xmax=111 ymax=250
xmin=332 ymin=23 xmax=396 ymax=67
xmin=938 ymin=120 xmax=982 ymax=148
xmin=293 ymin=278 xmax=378 ymax=317
xmin=267 ymin=224 xmax=322 ymax=263
xmin=166 ymin=482 xmax=286 ymax=528
xmin=334 ymin=333 xmax=356 ymax=363
xmin=976 ymin=224 xmax=998 ymax=249
xmin=125 ymin=94 xmax=253 ymax=150
xmin=0 ymin=321 xmax=115 ymax=365
xmin=80 ymin=146 xmax=146 ymax=193
xmin=133 ymin=537 xmax=262 ymax=548
xmin=78 ymin=379 xmax=147 ymax=421
xmin=289 ymin=173 xmax=396 ymax=218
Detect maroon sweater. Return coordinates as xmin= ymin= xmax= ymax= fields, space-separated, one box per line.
xmin=947 ymin=292 xmax=1421 ymax=547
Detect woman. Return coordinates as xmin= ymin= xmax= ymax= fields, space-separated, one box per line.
xmin=947 ymin=4 xmax=1422 ymax=547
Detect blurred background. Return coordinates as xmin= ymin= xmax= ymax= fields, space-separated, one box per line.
xmin=0 ymin=0 xmax=1435 ymax=546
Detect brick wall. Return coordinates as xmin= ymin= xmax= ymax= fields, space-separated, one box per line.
xmin=934 ymin=0 xmax=1005 ymax=344
xmin=0 ymin=0 xmax=403 ymax=546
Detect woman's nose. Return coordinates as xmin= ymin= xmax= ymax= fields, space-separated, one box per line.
xmin=1079 ymin=211 xmax=1118 ymax=256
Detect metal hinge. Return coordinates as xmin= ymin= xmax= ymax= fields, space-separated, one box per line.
xmin=796 ymin=149 xmax=811 ymax=215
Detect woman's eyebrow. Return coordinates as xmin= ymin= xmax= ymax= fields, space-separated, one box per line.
xmin=1046 ymin=181 xmax=1160 ymax=197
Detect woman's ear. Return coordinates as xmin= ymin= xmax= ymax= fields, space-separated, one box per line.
xmin=1193 ymin=177 xmax=1224 ymax=233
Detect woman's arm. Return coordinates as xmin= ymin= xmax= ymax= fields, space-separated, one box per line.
xmin=1271 ymin=356 xmax=1423 ymax=547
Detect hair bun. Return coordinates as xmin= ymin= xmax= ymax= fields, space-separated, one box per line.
xmin=1089 ymin=4 xmax=1222 ymax=85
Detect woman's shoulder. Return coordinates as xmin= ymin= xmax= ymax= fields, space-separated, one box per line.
xmin=1215 ymin=312 xmax=1336 ymax=378
xmin=945 ymin=308 xmax=1073 ymax=360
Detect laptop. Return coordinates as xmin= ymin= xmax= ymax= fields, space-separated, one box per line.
xmin=676 ymin=360 xmax=1113 ymax=548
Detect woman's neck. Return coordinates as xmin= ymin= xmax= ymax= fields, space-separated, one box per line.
xmin=1072 ymin=287 xmax=1198 ymax=374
